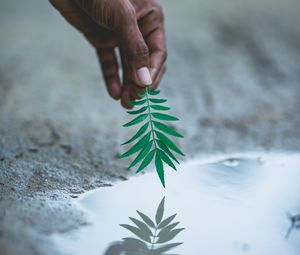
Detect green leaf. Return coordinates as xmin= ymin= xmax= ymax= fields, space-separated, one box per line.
xmin=123 ymin=114 xmax=148 ymax=127
xmin=158 ymin=214 xmax=177 ymax=229
xmin=149 ymin=98 xmax=167 ymax=104
xmin=122 ymin=122 xmax=149 ymax=145
xmin=128 ymin=99 xmax=147 ymax=106
xmin=120 ymin=224 xmax=151 ymax=243
xmin=156 ymin=140 xmax=180 ymax=164
xmin=155 ymin=131 xmax=185 ymax=156
xmin=136 ymin=149 xmax=155 ymax=173
xmin=152 ymin=113 xmax=178 ymax=121
xmin=137 ymin=211 xmax=155 ymax=228
xmin=119 ymin=132 xmax=151 ymax=158
xmin=155 ymin=197 xmax=165 ymax=225
xmin=129 ymin=217 xmax=153 ymax=237
xmin=153 ymin=243 xmax=183 ymax=253
xmin=157 ymin=228 xmax=184 ymax=244
xmin=129 ymin=141 xmax=153 ymax=168
xmin=148 ymin=90 xmax=160 ymax=95
xmin=121 ymin=84 xmax=184 ymax=187
xmin=157 ymin=149 xmax=177 ymax=171
xmin=127 ymin=106 xmax=147 ymax=115
xmin=153 ymin=121 xmax=183 ymax=138
xmin=155 ymin=154 xmax=165 ymax=188
xmin=138 ymin=91 xmax=147 ymax=98
xmin=150 ymin=105 xmax=170 ymax=111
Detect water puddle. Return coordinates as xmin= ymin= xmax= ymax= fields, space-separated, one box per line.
xmin=52 ymin=153 xmax=300 ymax=255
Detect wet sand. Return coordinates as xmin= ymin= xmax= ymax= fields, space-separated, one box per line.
xmin=1 ymin=0 xmax=300 ymax=254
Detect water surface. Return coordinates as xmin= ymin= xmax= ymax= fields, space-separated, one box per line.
xmin=52 ymin=153 xmax=300 ymax=255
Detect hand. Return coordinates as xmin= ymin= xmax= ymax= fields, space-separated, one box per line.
xmin=50 ymin=0 xmax=167 ymax=108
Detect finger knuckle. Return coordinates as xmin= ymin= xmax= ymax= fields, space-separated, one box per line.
xmin=114 ymin=3 xmax=137 ymax=32
xmin=134 ymin=47 xmax=149 ymax=59
xmin=127 ymin=5 xmax=137 ymax=20
xmin=117 ymin=1 xmax=136 ymax=21
xmin=130 ymin=41 xmax=149 ymax=59
xmin=152 ymin=4 xmax=164 ymax=22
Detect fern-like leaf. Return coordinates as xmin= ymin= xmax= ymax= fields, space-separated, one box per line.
xmin=120 ymin=86 xmax=184 ymax=187
xmin=136 ymin=149 xmax=155 ymax=173
xmin=121 ymin=197 xmax=184 ymax=253
xmin=152 ymin=112 xmax=179 ymax=121
xmin=128 ymin=99 xmax=147 ymax=106
xmin=155 ymin=153 xmax=165 ymax=187
xmin=129 ymin=141 xmax=153 ymax=169
xmin=123 ymin=113 xmax=148 ymax=127
xmin=148 ymin=90 xmax=160 ymax=95
xmin=153 ymin=121 xmax=183 ymax=138
xmin=150 ymin=105 xmax=170 ymax=111
xmin=127 ymin=106 xmax=148 ymax=115
xmin=155 ymin=131 xmax=185 ymax=156
xmin=119 ymin=132 xmax=151 ymax=158
xmin=157 ymin=149 xmax=177 ymax=171
xmin=121 ymin=122 xmax=149 ymax=145
xmin=149 ymin=98 xmax=167 ymax=104
xmin=156 ymin=140 xmax=180 ymax=164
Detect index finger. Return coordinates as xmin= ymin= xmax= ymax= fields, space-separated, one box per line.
xmin=146 ymin=27 xmax=167 ymax=83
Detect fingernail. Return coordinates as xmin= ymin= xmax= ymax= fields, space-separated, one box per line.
xmin=137 ymin=67 xmax=152 ymax=85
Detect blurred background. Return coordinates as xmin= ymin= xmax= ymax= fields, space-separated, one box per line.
xmin=0 ymin=0 xmax=300 ymax=254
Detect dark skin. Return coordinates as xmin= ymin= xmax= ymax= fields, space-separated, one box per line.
xmin=50 ymin=0 xmax=167 ymax=109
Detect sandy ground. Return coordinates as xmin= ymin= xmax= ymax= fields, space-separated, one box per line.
xmin=0 ymin=0 xmax=300 ymax=254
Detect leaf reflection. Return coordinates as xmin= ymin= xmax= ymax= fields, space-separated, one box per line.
xmin=285 ymin=213 xmax=300 ymax=239
xmin=104 ymin=197 xmax=184 ymax=255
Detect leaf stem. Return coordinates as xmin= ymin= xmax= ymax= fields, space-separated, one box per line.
xmin=146 ymin=86 xmax=157 ymax=151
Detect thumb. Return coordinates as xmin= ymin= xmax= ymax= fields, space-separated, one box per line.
xmin=117 ymin=16 xmax=152 ymax=86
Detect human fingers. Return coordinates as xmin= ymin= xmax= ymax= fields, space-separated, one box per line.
xmin=96 ymin=48 xmax=122 ymax=100
xmin=147 ymin=28 xmax=167 ymax=83
xmin=75 ymin=0 xmax=152 ymax=87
